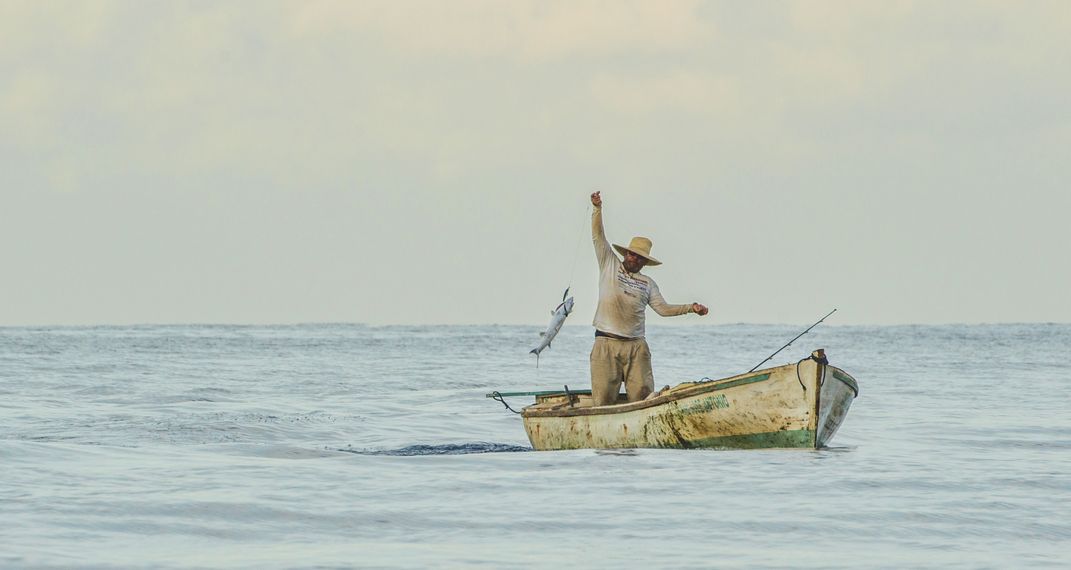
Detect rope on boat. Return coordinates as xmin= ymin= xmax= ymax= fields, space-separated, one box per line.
xmin=796 ymin=352 xmax=830 ymax=392
xmin=490 ymin=391 xmax=522 ymax=415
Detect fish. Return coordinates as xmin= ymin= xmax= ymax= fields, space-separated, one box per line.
xmin=530 ymin=288 xmax=575 ymax=367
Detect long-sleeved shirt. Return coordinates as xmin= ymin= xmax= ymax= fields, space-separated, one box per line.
xmin=591 ymin=205 xmax=692 ymax=338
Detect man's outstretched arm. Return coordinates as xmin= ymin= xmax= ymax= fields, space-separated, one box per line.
xmin=649 ymin=281 xmax=709 ymax=317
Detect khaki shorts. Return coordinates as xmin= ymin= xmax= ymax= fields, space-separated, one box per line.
xmin=590 ymin=337 xmax=654 ymax=406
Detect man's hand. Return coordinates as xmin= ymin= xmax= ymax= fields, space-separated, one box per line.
xmin=692 ymin=303 xmax=709 ymax=316
xmin=591 ymin=191 xmax=602 ymax=207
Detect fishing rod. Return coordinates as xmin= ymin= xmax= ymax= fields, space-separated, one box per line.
xmin=748 ymin=309 xmax=837 ymax=373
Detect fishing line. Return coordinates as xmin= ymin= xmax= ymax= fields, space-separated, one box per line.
xmin=528 ymin=195 xmax=589 ymax=367
xmin=564 ymin=202 xmax=592 ymax=290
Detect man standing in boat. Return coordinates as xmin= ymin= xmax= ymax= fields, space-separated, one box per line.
xmin=589 ymin=191 xmax=709 ymax=406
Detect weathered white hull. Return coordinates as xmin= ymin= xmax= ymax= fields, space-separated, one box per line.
xmin=520 ymin=357 xmax=858 ymax=451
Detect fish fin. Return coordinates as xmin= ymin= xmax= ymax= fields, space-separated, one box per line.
xmin=529 ymin=348 xmax=538 ymax=355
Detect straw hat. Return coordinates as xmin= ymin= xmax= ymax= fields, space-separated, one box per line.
xmin=613 ymin=236 xmax=662 ymax=266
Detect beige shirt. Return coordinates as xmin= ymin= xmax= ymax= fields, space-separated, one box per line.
xmin=591 ymin=205 xmax=692 ymax=338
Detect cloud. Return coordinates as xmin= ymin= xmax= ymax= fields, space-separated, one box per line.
xmin=588 ymin=69 xmax=741 ymax=117
xmin=0 ymin=0 xmax=115 ymax=57
xmin=287 ymin=0 xmax=715 ymax=62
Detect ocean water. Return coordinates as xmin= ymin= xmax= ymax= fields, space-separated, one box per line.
xmin=1 ymin=323 xmax=1068 ymax=569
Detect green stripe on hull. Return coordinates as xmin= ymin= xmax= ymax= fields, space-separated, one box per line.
xmin=533 ymin=429 xmax=817 ymax=451
xmin=685 ymin=429 xmax=816 ymax=450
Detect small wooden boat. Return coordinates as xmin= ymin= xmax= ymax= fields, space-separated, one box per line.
xmin=490 ymin=350 xmax=858 ymax=451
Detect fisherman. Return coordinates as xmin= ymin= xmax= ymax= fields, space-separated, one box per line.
xmin=589 ymin=191 xmax=709 ymax=406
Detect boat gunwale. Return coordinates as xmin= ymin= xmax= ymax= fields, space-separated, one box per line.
xmin=522 ymin=361 xmax=847 ymax=418
xmin=828 ymin=368 xmax=859 ymax=397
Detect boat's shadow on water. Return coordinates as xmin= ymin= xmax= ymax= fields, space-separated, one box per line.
xmin=337 ymin=442 xmax=533 ymax=456
xmin=337 ymin=444 xmax=859 ymax=456
xmin=594 ymin=448 xmax=639 ymax=456
xmin=817 ymin=445 xmax=857 ymax=453
xmin=336 ymin=442 xmax=859 ymax=456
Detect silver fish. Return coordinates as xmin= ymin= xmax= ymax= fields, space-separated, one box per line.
xmin=530 ymin=288 xmax=575 ymax=367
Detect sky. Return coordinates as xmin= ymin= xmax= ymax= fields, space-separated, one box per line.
xmin=2 ymin=1 xmax=1069 ymax=326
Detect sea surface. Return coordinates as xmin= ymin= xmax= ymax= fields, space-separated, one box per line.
xmin=1 ymin=323 xmax=1068 ymax=569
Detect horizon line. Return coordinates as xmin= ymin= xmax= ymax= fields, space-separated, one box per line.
xmin=1 ymin=321 xmax=1068 ymax=329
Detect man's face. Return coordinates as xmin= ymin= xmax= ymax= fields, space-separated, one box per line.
xmin=623 ymin=250 xmax=648 ymax=273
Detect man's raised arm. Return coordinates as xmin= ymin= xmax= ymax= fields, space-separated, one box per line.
xmin=591 ymin=191 xmax=613 ymax=267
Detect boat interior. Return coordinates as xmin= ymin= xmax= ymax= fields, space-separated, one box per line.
xmin=530 ymin=382 xmax=703 ymax=412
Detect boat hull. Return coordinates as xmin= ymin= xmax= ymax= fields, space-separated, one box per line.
xmin=521 ymin=359 xmax=858 ymax=451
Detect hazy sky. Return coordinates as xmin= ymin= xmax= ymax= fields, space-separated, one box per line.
xmin=2 ymin=1 xmax=1069 ymax=326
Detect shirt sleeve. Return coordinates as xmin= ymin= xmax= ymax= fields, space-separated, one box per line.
xmin=592 ymin=205 xmax=614 ymax=270
xmin=648 ymin=278 xmax=693 ymax=317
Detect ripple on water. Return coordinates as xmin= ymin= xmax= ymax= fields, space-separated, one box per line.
xmin=338 ymin=442 xmax=532 ymax=456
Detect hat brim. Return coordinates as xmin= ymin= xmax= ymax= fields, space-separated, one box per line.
xmin=613 ymin=244 xmax=662 ymax=266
